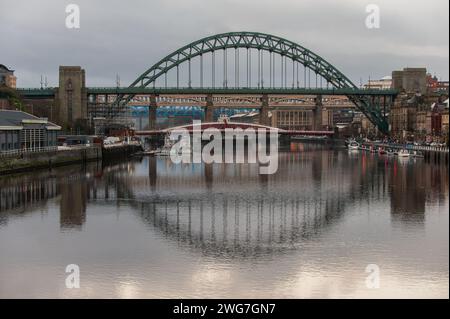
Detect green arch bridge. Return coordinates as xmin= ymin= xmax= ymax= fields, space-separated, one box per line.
xmin=17 ymin=32 xmax=398 ymax=134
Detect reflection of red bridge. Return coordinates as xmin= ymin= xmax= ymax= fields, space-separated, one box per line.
xmin=135 ymin=122 xmax=335 ymax=136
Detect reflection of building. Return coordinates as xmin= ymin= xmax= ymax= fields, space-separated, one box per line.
xmin=0 ymin=177 xmax=58 ymax=212
xmin=59 ymin=180 xmax=87 ymax=229
xmin=390 ymin=161 xmax=425 ymax=223
xmin=0 ymin=110 xmax=61 ymax=152
xmin=0 ymin=64 xmax=17 ymax=88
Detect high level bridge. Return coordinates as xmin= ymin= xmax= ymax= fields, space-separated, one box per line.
xmin=17 ymin=32 xmax=398 ymax=134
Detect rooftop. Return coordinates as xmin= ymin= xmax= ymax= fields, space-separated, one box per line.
xmin=0 ymin=110 xmax=60 ymax=129
xmin=0 ymin=64 xmax=14 ymax=73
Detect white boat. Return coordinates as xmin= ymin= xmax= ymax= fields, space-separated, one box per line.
xmin=348 ymin=141 xmax=360 ymax=150
xmin=398 ymin=149 xmax=410 ymax=158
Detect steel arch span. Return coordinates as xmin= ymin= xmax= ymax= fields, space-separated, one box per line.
xmin=121 ymin=32 xmax=393 ymax=133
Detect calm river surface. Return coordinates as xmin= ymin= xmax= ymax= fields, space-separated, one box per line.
xmin=0 ymin=146 xmax=448 ymax=298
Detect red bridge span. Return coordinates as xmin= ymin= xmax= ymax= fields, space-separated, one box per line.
xmin=135 ymin=122 xmax=335 ymax=136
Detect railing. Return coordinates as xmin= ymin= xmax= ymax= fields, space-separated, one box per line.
xmin=16 ymin=86 xmax=399 ymax=95
xmin=16 ymin=87 xmax=57 ymax=91
xmin=85 ymin=87 xmax=399 ymax=96
xmin=365 ymin=142 xmax=449 ymax=154
xmin=0 ymin=146 xmax=58 ymax=158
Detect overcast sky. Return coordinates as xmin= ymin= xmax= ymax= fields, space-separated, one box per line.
xmin=0 ymin=0 xmax=448 ymax=87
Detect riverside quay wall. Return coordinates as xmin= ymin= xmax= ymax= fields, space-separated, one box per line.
xmin=0 ymin=147 xmax=101 ymax=175
xmin=0 ymin=144 xmax=142 ymax=175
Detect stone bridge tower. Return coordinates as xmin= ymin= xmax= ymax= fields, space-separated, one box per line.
xmin=57 ymin=66 xmax=87 ymax=131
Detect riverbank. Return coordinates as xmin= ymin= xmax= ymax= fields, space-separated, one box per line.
xmin=0 ymin=144 xmax=143 ymax=175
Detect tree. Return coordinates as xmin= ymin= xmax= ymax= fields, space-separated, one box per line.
xmin=0 ymin=85 xmax=24 ymax=111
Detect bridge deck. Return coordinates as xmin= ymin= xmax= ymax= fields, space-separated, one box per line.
xmin=17 ymin=87 xmax=398 ymax=97
xmin=135 ymin=122 xmax=334 ymax=136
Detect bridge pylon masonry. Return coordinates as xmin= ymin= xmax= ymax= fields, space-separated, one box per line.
xmin=57 ymin=66 xmax=88 ymax=130
xmin=149 ymin=95 xmax=157 ymax=130
xmin=204 ymin=94 xmax=216 ymax=122
xmin=313 ymin=95 xmax=323 ymax=131
xmin=260 ymin=94 xmax=271 ymax=127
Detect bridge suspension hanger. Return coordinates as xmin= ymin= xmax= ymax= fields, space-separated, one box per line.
xmin=261 ymin=49 xmax=264 ymax=88
xmin=188 ymin=58 xmax=192 ymax=88
xmin=246 ymin=48 xmax=250 ymax=88
xmin=273 ymin=52 xmax=276 ymax=88
xmin=200 ymin=54 xmax=203 ymax=88
xmin=292 ymin=58 xmax=295 ymax=88
xmin=223 ymin=48 xmax=227 ymax=88
xmin=212 ymin=51 xmax=215 ymax=88
xmin=308 ymin=67 xmax=311 ymax=89
xmin=165 ymin=61 xmax=168 ymax=88
xmin=304 ymin=63 xmax=307 ymax=89
xmin=248 ymin=48 xmax=251 ymax=88
xmin=281 ymin=55 xmax=284 ymax=88
xmin=269 ymin=51 xmax=272 ymax=88
xmin=235 ymin=47 xmax=239 ymax=88
xmin=257 ymin=49 xmax=261 ymax=89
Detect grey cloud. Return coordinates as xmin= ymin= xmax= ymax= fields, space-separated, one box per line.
xmin=0 ymin=0 xmax=448 ymax=87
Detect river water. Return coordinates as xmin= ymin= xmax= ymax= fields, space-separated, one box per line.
xmin=0 ymin=145 xmax=448 ymax=298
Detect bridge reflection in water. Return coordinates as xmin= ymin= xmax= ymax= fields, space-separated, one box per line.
xmin=1 ymin=145 xmax=447 ymax=258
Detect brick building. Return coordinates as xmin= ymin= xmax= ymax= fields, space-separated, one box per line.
xmin=392 ymin=68 xmax=427 ymax=94
xmin=0 ymin=64 xmax=17 ymax=88
xmin=427 ymin=74 xmax=449 ymax=95
xmin=389 ymin=94 xmax=424 ymax=137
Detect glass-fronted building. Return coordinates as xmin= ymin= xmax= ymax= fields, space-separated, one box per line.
xmin=0 ymin=110 xmax=61 ymax=153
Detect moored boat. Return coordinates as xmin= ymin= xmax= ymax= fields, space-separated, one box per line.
xmin=347 ymin=141 xmax=360 ymax=150
xmin=398 ymin=149 xmax=411 ymax=158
